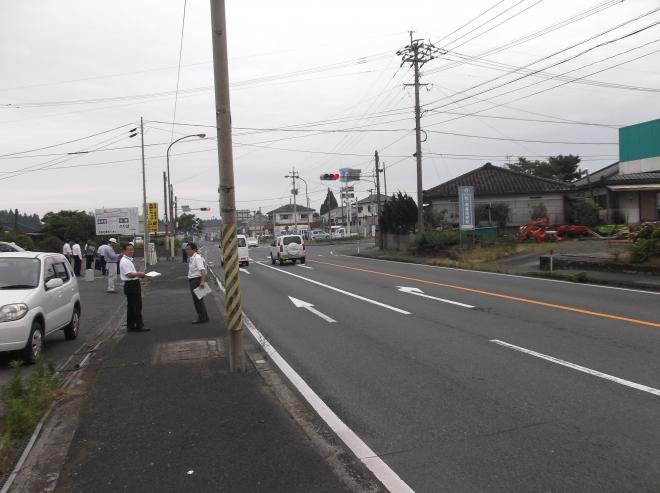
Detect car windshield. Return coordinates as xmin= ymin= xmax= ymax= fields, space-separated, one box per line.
xmin=237 ymin=238 xmax=247 ymax=247
xmin=283 ymin=236 xmax=302 ymax=245
xmin=0 ymin=258 xmax=41 ymax=289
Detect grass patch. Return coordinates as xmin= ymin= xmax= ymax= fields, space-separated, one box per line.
xmin=0 ymin=358 xmax=61 ymax=475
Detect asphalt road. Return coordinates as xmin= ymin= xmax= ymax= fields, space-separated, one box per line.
xmin=202 ymin=241 xmax=660 ymax=492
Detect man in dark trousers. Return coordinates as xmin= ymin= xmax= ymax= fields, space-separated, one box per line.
xmin=119 ymin=243 xmax=149 ymax=332
xmin=186 ymin=243 xmax=209 ymax=324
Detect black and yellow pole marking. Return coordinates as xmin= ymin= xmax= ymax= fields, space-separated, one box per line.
xmin=222 ymin=223 xmax=243 ymax=334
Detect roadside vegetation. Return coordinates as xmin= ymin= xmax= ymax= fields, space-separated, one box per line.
xmin=0 ymin=359 xmax=61 ymax=475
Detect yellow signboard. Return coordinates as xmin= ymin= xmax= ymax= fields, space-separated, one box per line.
xmin=147 ymin=202 xmax=159 ymax=233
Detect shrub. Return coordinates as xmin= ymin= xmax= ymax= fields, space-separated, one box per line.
xmin=414 ymin=229 xmax=460 ymax=254
xmin=12 ymin=234 xmax=34 ymax=251
xmin=37 ymin=235 xmax=63 ymax=253
xmin=566 ymin=198 xmax=602 ymax=227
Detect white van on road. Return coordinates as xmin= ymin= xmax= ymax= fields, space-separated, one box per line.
xmin=219 ymin=234 xmax=250 ymax=267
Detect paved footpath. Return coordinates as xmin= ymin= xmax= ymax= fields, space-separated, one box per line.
xmin=11 ymin=260 xmax=376 ymax=493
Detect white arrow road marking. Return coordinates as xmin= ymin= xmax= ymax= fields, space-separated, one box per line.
xmin=256 ymin=262 xmax=410 ymax=315
xmin=297 ymin=264 xmax=313 ymax=270
xmin=240 ymin=268 xmax=250 ymax=275
xmin=396 ymin=286 xmax=474 ymax=309
xmin=288 ymin=296 xmax=336 ymax=323
xmin=491 ymin=339 xmax=660 ymax=397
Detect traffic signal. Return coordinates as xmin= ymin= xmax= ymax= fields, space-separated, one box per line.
xmin=320 ymin=172 xmax=340 ymax=181
xmin=200 ymin=207 xmax=211 ymax=211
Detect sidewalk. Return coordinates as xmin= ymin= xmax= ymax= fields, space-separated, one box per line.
xmin=14 ymin=260 xmax=360 ymax=492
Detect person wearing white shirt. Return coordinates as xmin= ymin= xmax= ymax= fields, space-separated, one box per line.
xmin=119 ymin=243 xmax=149 ymax=332
xmin=186 ymin=243 xmax=209 ymax=324
xmin=62 ymin=241 xmax=73 ymax=263
xmin=71 ymin=241 xmax=83 ymax=277
xmin=98 ymin=238 xmax=120 ymax=292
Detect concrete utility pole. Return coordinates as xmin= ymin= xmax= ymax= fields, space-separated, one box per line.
xmin=140 ymin=117 xmax=150 ymax=266
xmin=163 ymin=171 xmax=168 ymax=254
xmin=210 ymin=0 xmax=244 ymax=372
xmin=398 ymin=32 xmax=443 ymax=234
xmin=287 ymin=169 xmax=299 ymax=232
xmin=375 ymin=150 xmax=383 ymax=249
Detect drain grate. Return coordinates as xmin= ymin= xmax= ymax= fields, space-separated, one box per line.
xmin=152 ymin=339 xmax=224 ymax=365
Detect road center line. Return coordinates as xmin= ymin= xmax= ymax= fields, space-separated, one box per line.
xmin=491 ymin=339 xmax=660 ymax=397
xmin=255 ymin=262 xmax=410 ymax=315
xmin=308 ymin=259 xmax=660 ymax=329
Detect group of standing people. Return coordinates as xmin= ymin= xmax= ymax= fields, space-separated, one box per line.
xmin=62 ymin=239 xmax=95 ymax=277
xmin=65 ymin=237 xmax=209 ymax=332
xmin=118 ymin=241 xmax=209 ymax=333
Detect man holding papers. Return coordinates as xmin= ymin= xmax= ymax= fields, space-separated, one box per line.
xmin=119 ymin=243 xmax=149 ymax=332
xmin=186 ymin=243 xmax=209 ymax=324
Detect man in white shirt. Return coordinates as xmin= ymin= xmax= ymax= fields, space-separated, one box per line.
xmin=98 ymin=238 xmax=120 ymax=293
xmin=119 ymin=243 xmax=149 ymax=332
xmin=62 ymin=241 xmax=73 ymax=264
xmin=186 ymin=242 xmax=209 ymax=324
xmin=71 ymin=241 xmax=83 ymax=277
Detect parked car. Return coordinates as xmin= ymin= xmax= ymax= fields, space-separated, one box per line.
xmin=310 ymin=230 xmax=330 ymax=240
xmin=0 ymin=241 xmax=26 ymax=252
xmin=0 ymin=252 xmax=81 ymax=362
xmin=247 ymin=237 xmax=259 ymax=248
xmin=270 ymin=234 xmax=305 ymax=265
xmin=219 ymin=234 xmax=250 ymax=266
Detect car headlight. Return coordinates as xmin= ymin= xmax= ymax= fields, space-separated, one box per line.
xmin=0 ymin=304 xmax=28 ymax=323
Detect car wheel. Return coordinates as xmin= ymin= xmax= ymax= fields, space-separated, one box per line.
xmin=291 ymin=258 xmax=296 ymax=264
xmin=270 ymin=254 xmax=276 ymax=265
xmin=22 ymin=321 xmax=44 ymax=364
xmin=64 ymin=306 xmax=80 ymax=340
xmin=300 ymin=257 xmax=306 ymax=264
xmin=245 ymin=261 xmax=249 ymax=267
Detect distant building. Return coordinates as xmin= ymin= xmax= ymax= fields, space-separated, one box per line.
xmin=267 ymin=204 xmax=316 ymax=236
xmin=423 ymin=163 xmax=570 ymax=226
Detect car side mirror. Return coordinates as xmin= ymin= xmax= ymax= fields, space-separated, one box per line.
xmin=45 ymin=278 xmax=64 ymax=290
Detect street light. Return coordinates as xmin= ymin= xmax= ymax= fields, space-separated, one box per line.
xmin=166 ymin=133 xmax=206 ymax=259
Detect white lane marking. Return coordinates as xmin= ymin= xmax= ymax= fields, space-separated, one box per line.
xmin=243 ymin=315 xmax=414 ymax=493
xmin=288 ymin=296 xmax=336 ymax=323
xmin=297 ymin=264 xmax=313 ymax=270
xmin=396 ymin=286 xmax=474 ymax=309
xmin=264 ymin=256 xmax=271 ymax=260
xmin=333 ymin=254 xmax=660 ymax=296
xmin=317 ymin=254 xmax=324 ymax=257
xmin=491 ymin=339 xmax=660 ymax=398
xmin=240 ymin=268 xmax=250 ymax=275
xmin=255 ymin=262 xmax=410 ymax=315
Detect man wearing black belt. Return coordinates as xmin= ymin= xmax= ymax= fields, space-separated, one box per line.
xmin=186 ymin=243 xmax=209 ymax=324
xmin=119 ymin=243 xmax=149 ymax=332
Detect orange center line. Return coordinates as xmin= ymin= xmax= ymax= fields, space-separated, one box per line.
xmin=308 ymin=259 xmax=660 ymax=329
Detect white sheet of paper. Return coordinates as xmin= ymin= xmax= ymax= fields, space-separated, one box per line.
xmin=144 ymin=271 xmax=161 ymax=277
xmin=193 ymin=284 xmax=212 ymax=300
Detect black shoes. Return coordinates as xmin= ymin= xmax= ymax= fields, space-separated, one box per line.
xmin=192 ymin=318 xmax=209 ymax=324
xmin=128 ymin=326 xmax=150 ymax=332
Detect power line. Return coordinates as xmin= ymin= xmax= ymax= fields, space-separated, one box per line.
xmin=170 ymin=0 xmax=188 ymax=145
xmin=0 ymin=122 xmax=134 ymax=158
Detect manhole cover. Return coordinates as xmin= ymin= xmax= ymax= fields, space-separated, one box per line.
xmin=152 ymin=339 xmax=224 ymax=365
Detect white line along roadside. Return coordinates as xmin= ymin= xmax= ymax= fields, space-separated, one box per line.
xmin=255 ymin=262 xmax=410 ymax=315
xmin=396 ymin=286 xmax=474 ymax=309
xmin=289 ymin=296 xmax=336 ymax=323
xmin=207 ymin=266 xmax=414 ymax=492
xmin=243 ymin=316 xmax=415 ymax=493
xmin=491 ymin=339 xmax=660 ymax=398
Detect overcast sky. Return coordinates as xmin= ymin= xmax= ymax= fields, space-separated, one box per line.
xmin=1 ymin=0 xmax=659 ymax=219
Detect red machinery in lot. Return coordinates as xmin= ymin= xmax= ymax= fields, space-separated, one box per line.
xmin=517 ymin=218 xmax=591 ymax=242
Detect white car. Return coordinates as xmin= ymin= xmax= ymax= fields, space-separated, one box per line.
xmin=247 ymin=237 xmax=258 ymax=248
xmin=270 ymin=235 xmax=305 ymax=265
xmin=0 ymin=252 xmax=81 ymax=362
xmin=219 ymin=234 xmax=250 ymax=267
xmin=310 ymin=230 xmax=330 ymax=240
xmin=0 ymin=241 xmax=26 ymax=252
